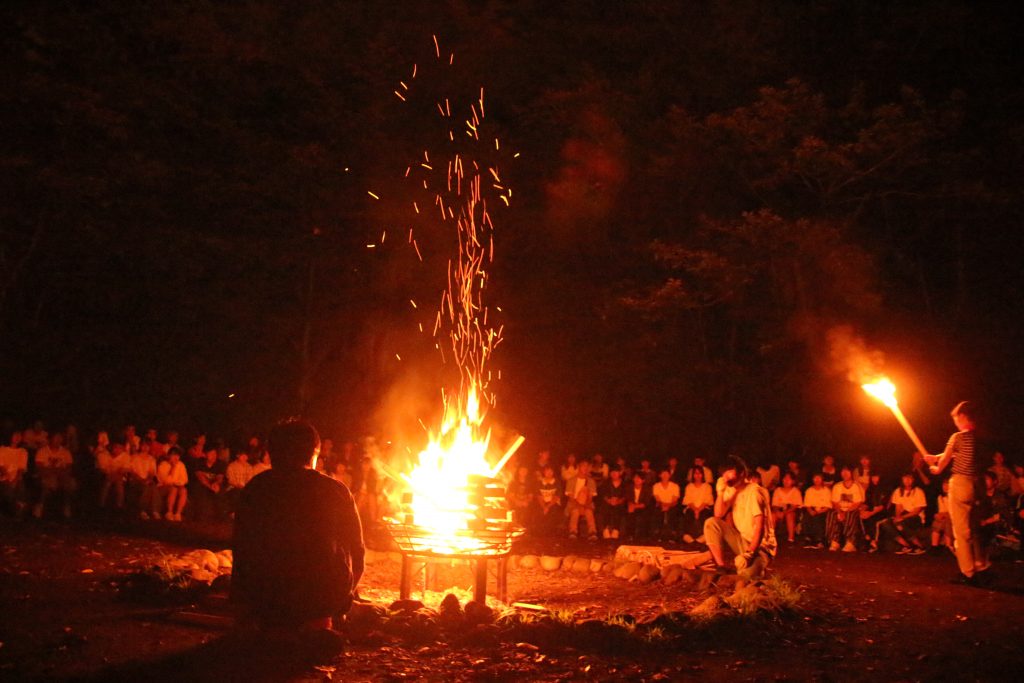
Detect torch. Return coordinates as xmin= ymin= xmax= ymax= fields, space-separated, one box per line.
xmin=861 ymin=378 xmax=929 ymax=456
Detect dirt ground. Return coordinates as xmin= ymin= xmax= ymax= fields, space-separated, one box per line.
xmin=1 ymin=517 xmax=1022 ymax=681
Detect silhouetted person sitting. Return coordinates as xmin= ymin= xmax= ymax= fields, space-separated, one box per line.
xmin=232 ymin=418 xmax=364 ymax=649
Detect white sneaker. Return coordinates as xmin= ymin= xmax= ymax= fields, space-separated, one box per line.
xmin=842 ymin=541 xmax=857 ymax=553
xmin=829 ymin=541 xmax=840 ymax=552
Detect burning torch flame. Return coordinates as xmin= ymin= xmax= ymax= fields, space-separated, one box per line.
xmin=861 ymin=378 xmax=897 ymax=409
xmin=861 ymin=377 xmax=929 ymax=456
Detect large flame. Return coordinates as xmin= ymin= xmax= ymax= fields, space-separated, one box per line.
xmin=401 ymin=387 xmax=494 ymax=551
xmin=861 ymin=377 xmax=898 ymax=409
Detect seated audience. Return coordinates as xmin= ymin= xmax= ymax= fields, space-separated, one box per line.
xmin=989 ymin=452 xmax=1013 ymax=494
xmin=876 ymin=473 xmax=927 ymax=554
xmin=565 ymin=460 xmax=598 ymax=540
xmin=636 ymin=458 xmax=657 ymax=487
xmin=127 ymin=443 xmax=160 ymax=519
xmin=590 ymin=453 xmax=609 ymax=486
xmin=34 ymin=433 xmax=77 ymax=519
xmin=225 ymin=451 xmax=254 ymax=513
xmin=819 ymin=454 xmax=838 ymax=488
xmin=689 ymin=456 xmax=713 ymax=486
xmin=681 ymin=467 xmax=714 ymax=543
xmin=599 ymin=467 xmax=628 ymax=539
xmin=251 ymin=452 xmax=272 ymax=478
xmin=329 ymin=459 xmax=352 ymax=489
xmin=506 ymin=465 xmax=535 ymax=527
xmin=756 ymin=461 xmax=781 ymax=491
xmin=535 ymin=464 xmax=562 ymax=534
xmin=625 ymin=471 xmax=653 ymax=541
xmin=785 ymin=459 xmax=806 ymax=490
xmin=0 ymin=432 xmax=29 ymax=517
xmin=192 ymin=448 xmax=227 ymax=521
xmin=351 ymin=456 xmax=380 ymax=528
xmin=157 ymin=447 xmax=189 ymax=521
xmin=560 ymin=453 xmax=578 ymax=483
xmin=931 ymin=479 xmax=954 ymax=553
xmin=861 ymin=473 xmax=890 ymax=547
xmin=771 ymin=472 xmax=803 ymax=543
xmin=98 ymin=442 xmax=132 ymax=512
xmin=827 ymin=467 xmax=864 ymax=552
xmin=652 ymin=469 xmax=682 ymax=542
xmin=854 ymin=456 xmax=874 ymax=490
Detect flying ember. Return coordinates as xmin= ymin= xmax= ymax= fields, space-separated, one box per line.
xmin=381 ymin=35 xmax=520 ymax=554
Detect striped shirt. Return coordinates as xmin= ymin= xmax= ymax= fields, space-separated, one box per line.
xmin=949 ymin=430 xmax=979 ymax=477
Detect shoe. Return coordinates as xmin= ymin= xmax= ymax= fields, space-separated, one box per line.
xmin=587 ymin=534 xmax=598 ymax=541
xmin=140 ymin=512 xmax=150 ymax=520
xmin=683 ymin=534 xmax=695 ymax=544
xmin=152 ymin=511 xmax=161 ymax=520
xmin=896 ymin=546 xmax=911 ymax=555
xmin=909 ymin=548 xmax=926 ymax=556
xmin=829 ymin=541 xmax=840 ymax=552
xmin=568 ymin=533 xmax=577 ymax=540
xmin=950 ymin=573 xmax=981 ymax=587
xmin=32 ymin=504 xmax=43 ymax=519
xmin=842 ymin=542 xmax=857 ymax=553
xmin=602 ymin=528 xmax=611 ymax=539
xmin=868 ymin=545 xmax=878 ymax=553
xmin=696 ymin=535 xmax=705 ymax=544
xmin=611 ymin=529 xmax=619 ymax=539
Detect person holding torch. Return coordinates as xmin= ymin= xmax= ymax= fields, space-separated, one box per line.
xmin=921 ymin=401 xmax=991 ymax=586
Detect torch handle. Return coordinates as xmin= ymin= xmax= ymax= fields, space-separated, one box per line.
xmin=891 ymin=406 xmax=929 ymax=457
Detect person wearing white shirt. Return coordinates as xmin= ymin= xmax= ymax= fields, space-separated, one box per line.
xmin=877 ymin=473 xmax=928 ymax=554
xmin=652 ymin=469 xmax=682 ymax=542
xmin=0 ymin=431 xmax=30 ymax=517
xmin=801 ymin=473 xmax=832 ymax=548
xmin=681 ymin=467 xmax=714 ymax=543
xmin=127 ymin=446 xmax=160 ymax=519
xmin=771 ymin=473 xmax=803 ymax=543
xmin=703 ymin=455 xmax=776 ymax=583
xmin=827 ymin=467 xmax=865 ymax=552
xmin=99 ymin=442 xmax=132 ymax=511
xmin=33 ymin=433 xmax=77 ymax=519
xmin=157 ymin=449 xmax=189 ymax=521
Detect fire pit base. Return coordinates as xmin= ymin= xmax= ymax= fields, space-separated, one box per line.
xmin=398 ymin=553 xmax=510 ymax=604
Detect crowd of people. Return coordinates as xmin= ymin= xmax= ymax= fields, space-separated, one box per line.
xmin=501 ymin=448 xmax=1024 ymax=558
xmin=0 ymin=421 xmax=379 ymax=525
xmin=2 ymin=419 xmax=1023 ymax=566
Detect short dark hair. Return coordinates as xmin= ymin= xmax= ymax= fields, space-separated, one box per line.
xmin=951 ymin=401 xmax=977 ymax=421
xmin=267 ymin=418 xmax=320 ymax=469
xmin=725 ymin=455 xmax=749 ymax=478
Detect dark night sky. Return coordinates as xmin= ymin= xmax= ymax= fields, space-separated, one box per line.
xmin=3 ymin=1 xmax=1023 ymax=468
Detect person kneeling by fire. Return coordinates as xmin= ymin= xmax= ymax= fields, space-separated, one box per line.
xmin=232 ymin=418 xmax=365 ymax=660
xmin=702 ymin=455 xmax=777 ymax=585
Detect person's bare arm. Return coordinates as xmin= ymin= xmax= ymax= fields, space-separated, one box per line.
xmin=926 ymin=439 xmax=956 ymax=474
xmin=746 ymin=513 xmax=764 ymax=555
